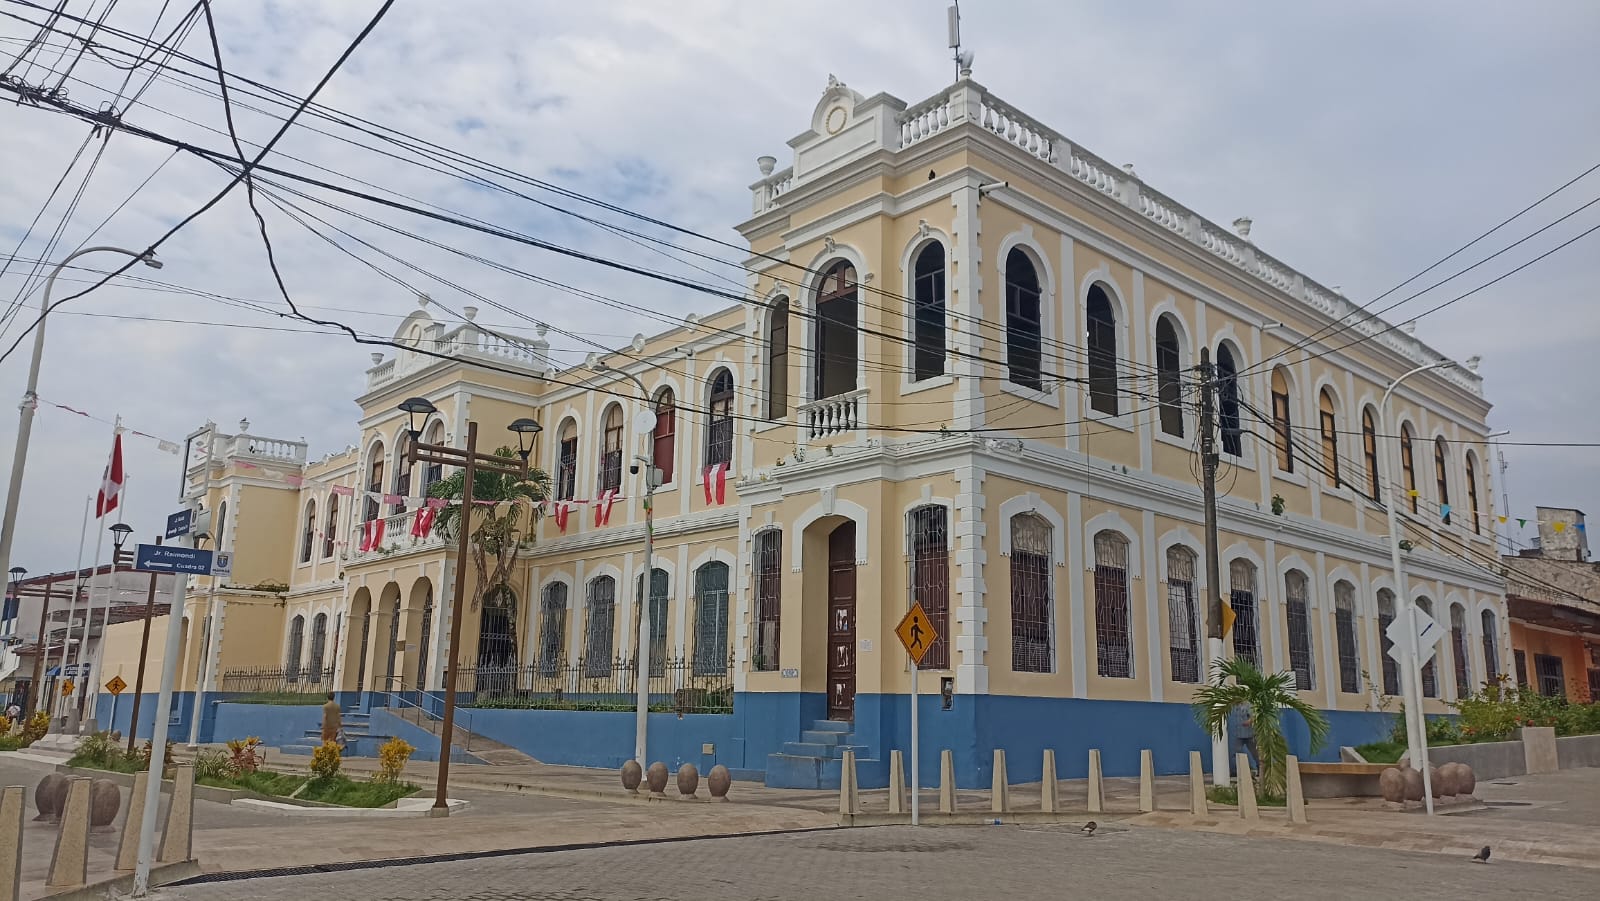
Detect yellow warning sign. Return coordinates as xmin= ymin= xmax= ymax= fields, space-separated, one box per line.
xmin=61 ymin=679 xmax=75 ymax=697
xmin=104 ymin=675 xmax=127 ymax=696
xmin=895 ymin=602 xmax=938 ymax=667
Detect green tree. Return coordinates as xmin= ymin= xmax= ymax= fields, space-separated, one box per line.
xmin=427 ymin=447 xmax=550 ymax=614
xmin=1192 ymin=656 xmax=1330 ymax=797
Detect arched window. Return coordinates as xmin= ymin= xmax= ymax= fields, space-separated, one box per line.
xmin=1285 ymin=570 xmax=1313 ymax=691
xmin=422 ymin=422 xmax=445 ymax=493
xmin=693 ymin=561 xmax=731 ymax=675
xmin=1480 ymin=609 xmax=1500 ymax=681
xmin=1155 ymin=315 xmax=1183 ymax=437
xmin=1167 ymin=546 xmax=1200 ymax=683
xmin=1417 ymin=596 xmax=1437 ymax=697
xmin=1335 ymin=581 xmax=1359 ymax=693
xmin=584 ymin=576 xmax=615 ymax=676
xmin=1400 ymin=424 xmax=1418 ymax=513
xmin=912 ymin=242 xmax=946 ymax=381
xmin=634 ymin=568 xmax=669 ymax=677
xmin=1217 ymin=345 xmax=1242 ymax=457
xmin=1086 ymin=285 xmax=1119 ymax=415
xmin=416 ymin=588 xmax=432 ymax=690
xmin=1271 ymin=368 xmax=1294 ymax=473
xmin=1004 ymin=248 xmax=1042 ymax=390
xmin=300 ymin=500 xmax=317 ymax=564
xmin=705 ymin=369 xmax=734 ymax=469
xmin=598 ymin=404 xmax=624 ymax=494
xmin=308 ymin=612 xmax=328 ymax=682
xmin=814 ymin=260 xmax=859 ymax=400
xmin=909 ymin=506 xmax=951 ymax=669
xmin=1229 ymin=560 xmax=1260 ymax=667
xmin=1451 ymin=603 xmax=1471 ymax=697
xmin=394 ymin=433 xmax=413 ymax=514
xmin=652 ymin=389 xmax=676 ymax=484
xmin=766 ymin=299 xmax=789 ymax=418
xmin=1434 ymin=437 xmax=1452 ymax=524
xmin=1093 ymin=531 xmax=1132 ymax=678
xmin=1362 ymin=407 xmax=1380 ymax=499
xmin=1377 ymin=588 xmax=1399 ymax=696
xmin=1319 ymin=389 xmax=1340 ymax=488
xmin=285 ymin=614 xmax=306 ymax=679
xmin=556 ymin=420 xmax=578 ymax=501
xmin=753 ymin=530 xmax=782 ymax=670
xmin=1465 ymin=452 xmax=1482 ymax=535
xmin=216 ymin=500 xmax=229 ymax=551
xmin=385 ymin=599 xmax=401 ymax=688
xmin=364 ymin=444 xmax=384 ymax=522
xmin=1009 ymin=513 xmax=1053 ymax=673
xmin=322 ymin=494 xmax=339 ymax=559
xmin=538 ymin=582 xmax=569 ymax=675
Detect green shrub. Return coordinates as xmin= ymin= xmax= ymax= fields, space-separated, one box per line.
xmin=310 ymin=741 xmax=342 ymax=782
xmin=194 ymin=748 xmax=230 ymax=781
xmin=71 ymin=731 xmax=118 ymax=768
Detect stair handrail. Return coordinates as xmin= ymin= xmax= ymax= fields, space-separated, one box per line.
xmin=381 ymin=676 xmax=472 ymax=752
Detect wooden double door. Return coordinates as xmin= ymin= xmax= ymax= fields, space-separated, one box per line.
xmin=827 ymin=522 xmax=857 ymax=721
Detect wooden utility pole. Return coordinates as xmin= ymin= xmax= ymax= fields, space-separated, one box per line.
xmin=128 ymin=537 xmax=161 ymax=754
xmin=26 ymin=580 xmax=54 ymax=715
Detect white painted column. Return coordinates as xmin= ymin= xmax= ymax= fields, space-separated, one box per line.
xmin=1141 ymin=510 xmax=1163 ymax=701
xmin=1066 ymin=492 xmax=1087 ymax=697
xmin=952 ymin=464 xmax=988 ymax=695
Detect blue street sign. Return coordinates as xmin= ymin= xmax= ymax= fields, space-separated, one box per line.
xmin=165 ymin=509 xmax=193 ymax=539
xmin=134 ymin=543 xmax=214 ymax=576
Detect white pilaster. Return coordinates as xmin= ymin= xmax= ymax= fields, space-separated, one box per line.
xmin=953 ymin=464 xmax=988 ymax=694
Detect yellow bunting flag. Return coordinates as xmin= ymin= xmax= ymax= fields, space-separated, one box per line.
xmin=1221 ymin=599 xmax=1237 ymax=638
xmin=1408 ymin=489 xmax=1419 ymax=498
xmin=1553 ymin=521 xmax=1567 ymax=533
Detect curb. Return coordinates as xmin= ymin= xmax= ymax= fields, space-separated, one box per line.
xmin=35 ymin=859 xmax=200 ymax=900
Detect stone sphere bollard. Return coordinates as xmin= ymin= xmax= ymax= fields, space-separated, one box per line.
xmin=1378 ymin=767 xmax=1406 ymax=803
xmin=1457 ymin=763 xmax=1476 ymax=796
xmin=1435 ymin=763 xmax=1462 ymax=799
xmin=89 ymin=778 xmax=122 ymax=831
xmin=1400 ymin=767 xmax=1424 ymax=802
xmin=620 ymin=760 xmax=643 ymax=794
xmin=33 ymin=773 xmax=68 ymax=822
xmin=676 ymin=763 xmax=699 ymax=798
xmin=707 ymin=764 xmax=731 ymax=801
xmin=645 ymin=761 xmax=669 ymax=796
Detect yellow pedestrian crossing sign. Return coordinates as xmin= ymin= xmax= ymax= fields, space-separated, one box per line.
xmin=105 ymin=676 xmax=127 ymax=696
xmin=895 ymin=602 xmax=938 ymax=667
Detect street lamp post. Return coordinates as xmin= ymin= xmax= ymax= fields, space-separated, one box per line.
xmin=593 ymin=361 xmax=661 ymax=767
xmin=0 ymin=247 xmax=161 ymax=602
xmin=1380 ymin=360 xmax=1455 ymax=817
xmin=399 ymin=397 xmax=535 ymax=815
xmin=83 ymin=522 xmax=134 ymax=728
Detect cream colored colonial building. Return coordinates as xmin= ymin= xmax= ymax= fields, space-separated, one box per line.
xmin=95 ymin=72 xmax=1507 ymax=787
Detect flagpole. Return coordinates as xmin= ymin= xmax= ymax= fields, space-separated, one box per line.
xmin=45 ymin=495 xmax=92 ymax=723
xmin=67 ymin=416 xmax=119 ymax=733
xmin=85 ymin=470 xmax=127 ymax=727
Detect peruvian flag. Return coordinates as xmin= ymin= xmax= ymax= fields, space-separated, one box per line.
xmin=360 ymin=517 xmax=386 ymax=552
xmin=702 ymin=462 xmax=729 ymax=506
xmin=411 ymin=507 xmax=437 ymax=539
xmin=96 ymin=433 xmax=124 ymax=518
xmin=593 ymin=489 xmax=619 ymax=527
xmin=553 ymin=501 xmax=571 ymax=533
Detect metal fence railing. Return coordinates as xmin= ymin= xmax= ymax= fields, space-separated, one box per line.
xmin=220 ymin=665 xmax=336 ymax=694
xmin=452 ymin=654 xmax=735 ymax=714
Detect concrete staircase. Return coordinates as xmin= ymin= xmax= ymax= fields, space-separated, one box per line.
xmin=386 ymin=704 xmax=538 ymax=766
xmin=282 ymin=710 xmax=391 ymax=756
xmin=765 ymin=719 xmax=883 ymax=789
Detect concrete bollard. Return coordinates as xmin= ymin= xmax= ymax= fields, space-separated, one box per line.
xmin=1139 ymin=749 xmax=1155 ymax=813
xmin=1286 ymin=755 xmax=1308 ymax=824
xmin=1 ymin=785 xmax=23 ymax=901
xmin=1086 ymin=749 xmax=1104 ymax=814
xmin=991 ymin=750 xmax=1009 ymax=814
xmin=47 ymin=777 xmax=91 ymax=888
xmin=1188 ymin=750 xmax=1207 ymax=815
xmin=158 ymin=764 xmax=195 ymax=864
xmin=1040 ymin=749 xmax=1059 ymax=813
xmin=838 ymin=750 xmax=860 ymax=816
xmin=888 ymin=750 xmax=906 ymax=815
xmin=938 ymin=750 xmax=956 ymax=814
xmin=115 ymin=770 xmax=149 ymax=871
xmin=1235 ymin=754 xmax=1259 ymax=821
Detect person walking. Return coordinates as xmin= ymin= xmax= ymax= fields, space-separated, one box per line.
xmin=320 ymin=692 xmax=343 ymax=746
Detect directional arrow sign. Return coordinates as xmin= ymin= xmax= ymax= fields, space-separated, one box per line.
xmin=134 ymin=543 xmax=214 ymax=576
xmin=1386 ymin=607 xmax=1440 ymax=667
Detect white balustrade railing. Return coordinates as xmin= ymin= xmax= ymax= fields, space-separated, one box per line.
xmin=367 ymin=323 xmax=547 ymax=389
xmin=226 ymin=434 xmax=307 ymax=464
xmin=365 ymin=357 xmax=396 ymax=389
xmin=798 ymin=388 xmax=867 ymax=440
xmin=347 ymin=509 xmax=444 ymax=563
xmin=899 ymin=94 xmax=953 ymax=149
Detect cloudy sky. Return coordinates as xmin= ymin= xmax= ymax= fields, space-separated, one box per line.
xmin=0 ymin=0 xmax=1596 ymax=575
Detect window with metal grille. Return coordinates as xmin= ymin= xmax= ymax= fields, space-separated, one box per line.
xmin=1094 ymin=531 xmax=1132 ymax=678
xmin=1087 ymin=285 xmax=1119 ymax=415
xmin=1535 ymin=653 xmax=1565 ymax=698
xmin=1465 ymin=453 xmax=1481 ymax=535
xmin=1217 ymin=345 xmax=1243 ymax=457
xmin=585 ymin=577 xmax=615 ymax=677
xmin=598 ymin=405 xmax=624 ymax=493
xmin=1401 ymin=425 xmax=1418 ymax=514
xmin=1450 ymin=604 xmax=1471 ymax=697
xmin=1434 ymin=437 xmax=1451 ymax=524
xmin=1009 ymin=513 xmax=1053 ymax=673
xmin=301 ymin=500 xmax=316 ymax=564
xmin=1480 ymin=609 xmax=1499 ymax=681
xmin=285 ymin=615 xmax=305 ymax=676
xmin=1285 ymin=570 xmax=1314 ymax=691
xmin=753 ymin=530 xmax=782 ymax=671
xmin=422 ymin=423 xmax=445 ymax=493
xmin=393 ymin=433 xmax=413 ymax=514
xmin=1167 ymin=546 xmax=1200 ymax=683
xmin=1417 ymin=597 xmax=1437 ymax=697
xmin=705 ymin=369 xmax=734 ymax=469
xmin=693 ymin=562 xmax=730 ymax=675
xmin=416 ymin=592 xmax=432 ymax=690
xmin=652 ymin=390 xmax=676 ymax=484
xmin=1334 ymin=582 xmax=1359 ymax=694
xmin=364 ymin=449 xmax=383 ymax=522
xmin=322 ymin=494 xmax=339 ymax=558
xmin=1271 ymin=368 xmax=1294 ymax=473
xmin=814 ymin=261 xmax=859 ymax=400
xmin=767 ymin=299 xmax=789 ymax=418
xmin=355 ymin=606 xmax=370 ymax=691
xmin=912 ymin=242 xmax=946 ymax=381
xmin=1362 ymin=408 xmax=1380 ymax=499
xmin=538 ymin=583 xmax=568 ymax=676
xmin=1589 ymin=669 xmax=1600 ymax=701
xmin=385 ymin=600 xmax=401 ymax=687
xmin=1155 ymin=315 xmax=1184 ymax=437
xmin=1004 ymin=248 xmax=1042 ymax=390
xmin=1319 ymin=389 xmax=1340 ymax=488
xmin=634 ymin=568 xmax=668 ymax=677
xmin=909 ymin=505 xmax=951 ymax=669
xmin=1377 ymin=589 xmax=1399 ymax=696
xmin=556 ymin=426 xmax=578 ymax=501
xmin=1229 ymin=559 xmax=1260 ymax=668
xmin=308 ymin=613 xmax=327 ymax=681
xmin=1514 ymin=649 xmax=1528 ymax=688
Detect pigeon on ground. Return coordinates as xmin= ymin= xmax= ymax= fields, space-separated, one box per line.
xmin=1081 ymin=821 xmax=1097 ymax=836
xmin=1471 ymin=846 xmax=1491 ymax=863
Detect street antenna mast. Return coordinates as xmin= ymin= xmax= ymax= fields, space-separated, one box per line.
xmin=948 ymin=3 xmax=973 ymax=80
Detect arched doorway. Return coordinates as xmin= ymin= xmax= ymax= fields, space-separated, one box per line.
xmin=477 ymin=585 xmax=518 ymax=698
xmin=827 ymin=521 xmax=857 ymax=721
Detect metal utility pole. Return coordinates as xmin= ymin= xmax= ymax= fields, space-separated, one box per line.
xmin=1197 ymin=347 xmax=1230 ymax=788
xmin=128 ymin=537 xmax=162 ymax=755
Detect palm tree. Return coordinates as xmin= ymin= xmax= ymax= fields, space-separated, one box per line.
xmin=1192 ymin=656 xmax=1330 ymax=797
xmin=427 ymin=446 xmax=551 ymax=615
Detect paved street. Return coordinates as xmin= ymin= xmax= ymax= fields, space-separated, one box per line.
xmin=155 ymin=823 xmax=1594 ymax=900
